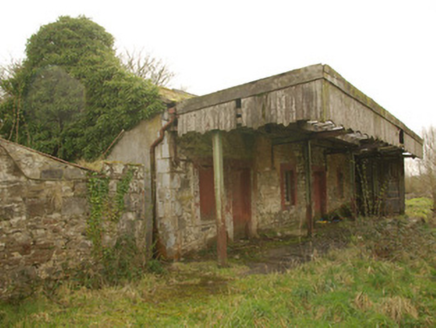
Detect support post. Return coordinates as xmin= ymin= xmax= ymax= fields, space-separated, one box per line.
xmin=398 ymin=153 xmax=406 ymax=215
xmin=212 ymin=130 xmax=228 ymax=267
xmin=349 ymin=151 xmax=358 ymax=218
xmin=304 ymin=140 xmax=314 ymax=237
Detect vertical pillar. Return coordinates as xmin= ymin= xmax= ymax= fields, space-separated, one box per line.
xmin=349 ymin=151 xmax=357 ymax=218
xmin=398 ymin=153 xmax=406 ymax=215
xmin=304 ymin=140 xmax=313 ymax=237
xmin=212 ymin=130 xmax=228 ymax=267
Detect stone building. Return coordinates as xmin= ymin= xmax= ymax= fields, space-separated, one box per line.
xmin=108 ymin=64 xmax=423 ymax=259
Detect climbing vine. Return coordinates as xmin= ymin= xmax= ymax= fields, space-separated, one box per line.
xmin=115 ymin=169 xmax=134 ymax=215
xmin=87 ymin=172 xmax=109 ymax=255
xmin=356 ymin=159 xmax=388 ymax=217
xmin=86 ymin=168 xmax=134 ymax=255
xmin=81 ymin=166 xmax=150 ymax=286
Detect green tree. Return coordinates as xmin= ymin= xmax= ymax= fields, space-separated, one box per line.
xmin=25 ymin=65 xmax=85 ymax=158
xmin=0 ymin=16 xmax=164 ymax=161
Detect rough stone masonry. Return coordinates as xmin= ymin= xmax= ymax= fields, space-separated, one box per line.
xmin=0 ymin=138 xmax=146 ymax=299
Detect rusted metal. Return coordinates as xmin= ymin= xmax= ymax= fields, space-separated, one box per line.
xmin=212 ymin=130 xmax=228 ymax=267
xmin=150 ymin=108 xmax=176 ymax=258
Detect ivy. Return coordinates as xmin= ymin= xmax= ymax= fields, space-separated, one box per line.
xmin=82 ymin=167 xmax=148 ymax=286
xmin=0 ymin=16 xmax=165 ymax=161
xmin=86 ymin=172 xmax=109 ymax=255
xmin=86 ymin=168 xmax=136 ymax=254
xmin=115 ymin=169 xmax=134 ymax=215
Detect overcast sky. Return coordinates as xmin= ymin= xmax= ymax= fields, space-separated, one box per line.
xmin=1 ymin=0 xmax=435 ymax=135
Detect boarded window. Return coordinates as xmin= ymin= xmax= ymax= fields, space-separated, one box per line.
xmin=199 ymin=166 xmax=216 ymax=221
xmin=280 ymin=163 xmax=297 ymax=210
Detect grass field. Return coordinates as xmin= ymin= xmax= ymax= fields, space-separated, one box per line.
xmin=1 ymin=198 xmax=435 ymax=327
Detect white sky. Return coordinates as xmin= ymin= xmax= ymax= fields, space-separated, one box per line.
xmin=1 ymin=0 xmax=435 ymax=135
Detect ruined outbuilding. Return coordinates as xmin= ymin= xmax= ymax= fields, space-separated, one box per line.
xmin=108 ymin=64 xmax=423 ymax=258
xmin=0 ymin=138 xmax=146 ymax=297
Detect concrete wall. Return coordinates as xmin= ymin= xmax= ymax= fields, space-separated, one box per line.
xmin=0 ymin=139 xmax=145 ymax=299
xmin=107 ymin=113 xmax=166 ymax=252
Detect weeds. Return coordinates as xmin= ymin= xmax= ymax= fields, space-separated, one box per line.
xmin=406 ymin=197 xmax=434 ymax=222
xmin=1 ymin=199 xmax=435 ymax=327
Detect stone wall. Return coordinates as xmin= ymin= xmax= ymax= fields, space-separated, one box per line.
xmin=255 ymin=138 xmax=307 ymax=229
xmin=0 ymin=139 xmax=145 ymax=299
xmin=147 ymin=130 xmax=356 ymax=258
xmin=106 ymin=113 xmax=355 ymax=258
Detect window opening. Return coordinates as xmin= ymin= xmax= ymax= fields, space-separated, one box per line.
xmin=281 ymin=164 xmax=297 ymax=209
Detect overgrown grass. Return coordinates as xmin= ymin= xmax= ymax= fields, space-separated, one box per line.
xmin=406 ymin=197 xmax=434 ymax=222
xmin=1 ymin=200 xmax=436 ymax=327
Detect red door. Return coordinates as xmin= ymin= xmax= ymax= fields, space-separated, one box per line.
xmin=232 ymin=168 xmax=251 ymax=239
xmin=313 ymin=169 xmax=327 ymax=218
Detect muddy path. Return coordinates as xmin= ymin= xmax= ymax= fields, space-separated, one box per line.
xmin=185 ymin=222 xmax=351 ymax=275
xmin=238 ymin=223 xmax=349 ymax=274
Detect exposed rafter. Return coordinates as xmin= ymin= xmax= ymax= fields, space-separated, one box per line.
xmin=298 ymin=120 xmax=406 ymax=156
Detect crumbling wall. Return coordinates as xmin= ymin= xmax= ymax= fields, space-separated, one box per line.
xmin=157 ymin=132 xmax=356 ymax=257
xmin=0 ymin=139 xmax=145 ymax=299
xmin=107 ymin=114 xmax=357 ymax=258
xmin=254 ymin=137 xmax=307 ymax=230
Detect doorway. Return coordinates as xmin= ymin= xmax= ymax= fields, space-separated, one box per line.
xmin=231 ymin=167 xmax=251 ymax=239
xmin=313 ymin=167 xmax=327 ymax=219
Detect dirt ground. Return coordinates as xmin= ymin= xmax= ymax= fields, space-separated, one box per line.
xmin=184 ymin=221 xmax=350 ymax=275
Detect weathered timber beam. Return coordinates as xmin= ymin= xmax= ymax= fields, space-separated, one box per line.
xmin=311 ymin=129 xmax=348 ymax=139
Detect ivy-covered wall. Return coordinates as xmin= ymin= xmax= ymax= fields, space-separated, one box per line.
xmin=0 ymin=139 xmax=145 ymax=299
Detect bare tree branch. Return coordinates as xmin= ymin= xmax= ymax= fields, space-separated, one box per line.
xmin=418 ymin=126 xmax=436 ymax=210
xmin=118 ymin=49 xmax=175 ymax=87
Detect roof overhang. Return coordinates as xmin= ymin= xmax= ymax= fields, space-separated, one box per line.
xmin=176 ymin=64 xmax=423 ymax=158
